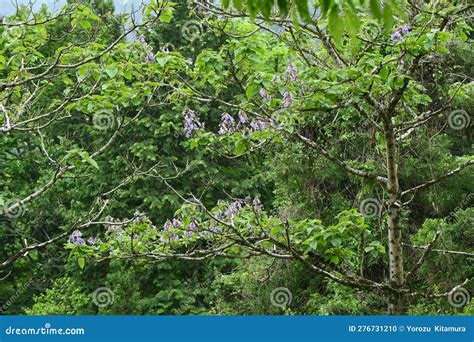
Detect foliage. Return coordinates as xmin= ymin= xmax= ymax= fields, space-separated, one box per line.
xmin=1 ymin=0 xmax=472 ymax=316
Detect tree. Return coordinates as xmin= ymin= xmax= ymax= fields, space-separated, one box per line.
xmin=70 ymin=0 xmax=473 ymax=314
xmin=1 ymin=0 xmax=268 ymax=314
xmin=1 ymin=0 xmax=472 ymax=315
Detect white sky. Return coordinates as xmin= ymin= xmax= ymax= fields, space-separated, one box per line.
xmin=0 ymin=0 xmax=147 ymax=16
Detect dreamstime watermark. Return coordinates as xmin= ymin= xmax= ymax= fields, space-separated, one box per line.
xmin=181 ymin=20 xmax=203 ymax=43
xmin=446 ymin=192 xmax=473 ymax=224
xmin=5 ymin=323 xmax=85 ymax=336
xmin=0 ymin=260 xmax=50 ymax=313
xmin=161 ymin=42 xmax=176 ymax=53
xmin=0 ymin=278 xmax=34 ymax=313
xmin=92 ymin=287 xmax=115 ymax=307
xmin=1 ymin=199 xmax=26 ymax=219
xmin=92 ymin=113 xmax=116 ymax=130
xmin=447 ymin=109 xmax=471 ymax=130
xmin=270 ymin=287 xmax=292 ymax=308
xmin=448 ymin=286 xmax=471 ymax=308
xmin=359 ymin=198 xmax=382 ymax=218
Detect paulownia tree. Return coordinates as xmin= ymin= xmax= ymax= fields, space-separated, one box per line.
xmin=0 ymin=1 xmax=183 ymax=271
xmin=1 ymin=0 xmax=472 ymax=314
xmin=65 ymin=0 xmax=473 ymax=314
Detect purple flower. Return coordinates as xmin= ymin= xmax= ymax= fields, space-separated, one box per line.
xmin=182 ymin=108 xmax=204 ymax=138
xmin=218 ymin=112 xmax=236 ymax=135
xmin=391 ymin=26 xmax=411 ymax=41
xmin=272 ymin=74 xmax=281 ymax=82
xmin=260 ymin=88 xmax=272 ymax=101
xmin=252 ymin=197 xmax=262 ymax=211
xmin=145 ymin=51 xmax=155 ymax=64
xmin=69 ymin=230 xmax=82 ymax=240
xmin=183 ymin=222 xmax=198 ymax=237
xmin=283 ymin=62 xmax=298 ymax=82
xmin=259 ymin=88 xmax=272 ymax=101
xmin=210 ymin=224 xmax=222 ymax=236
xmin=224 ymin=200 xmax=242 ymax=218
xmin=68 ymin=230 xmax=86 ymax=245
xmin=400 ymin=26 xmax=411 ymax=34
xmin=87 ymin=237 xmax=96 ymax=245
xmin=282 ymin=91 xmax=294 ymax=108
xmin=163 ymin=219 xmax=173 ymax=231
xmin=107 ymin=224 xmax=120 ymax=234
xmin=161 ymin=232 xmax=179 ymax=242
xmin=172 ymin=218 xmax=183 ymax=227
xmin=249 ymin=119 xmax=267 ymax=132
xmin=189 ymin=220 xmax=198 ymax=232
xmin=138 ymin=35 xmax=147 ymax=45
xmin=390 ymin=31 xmax=403 ymax=41
xmin=238 ymin=110 xmax=248 ymax=124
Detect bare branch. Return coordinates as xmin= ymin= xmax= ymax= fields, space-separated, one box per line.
xmin=402 ymin=159 xmax=474 ymax=196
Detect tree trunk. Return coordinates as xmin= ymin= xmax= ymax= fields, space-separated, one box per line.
xmin=383 ymin=116 xmax=406 ymax=314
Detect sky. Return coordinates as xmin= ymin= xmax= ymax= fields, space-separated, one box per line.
xmin=0 ymin=0 xmax=148 ymax=16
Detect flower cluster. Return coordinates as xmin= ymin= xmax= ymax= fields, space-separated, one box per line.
xmin=217 ymin=197 xmax=263 ymax=219
xmin=238 ymin=110 xmax=248 ymax=124
xmin=282 ymin=90 xmax=294 ymax=108
xmin=218 ymin=112 xmax=236 ymax=135
xmin=283 ymin=62 xmax=298 ymax=82
xmin=161 ymin=218 xmax=183 ymax=242
xmin=137 ymin=35 xmax=155 ymax=63
xmin=390 ymin=26 xmax=411 ymax=41
xmin=249 ymin=119 xmax=267 ymax=132
xmin=217 ymin=111 xmax=269 ymax=136
xmin=68 ymin=230 xmax=85 ymax=246
xmin=68 ymin=230 xmax=99 ymax=246
xmin=184 ymin=220 xmax=198 ymax=237
xmin=182 ymin=108 xmax=204 ymax=137
xmin=105 ymin=217 xmax=124 ymax=235
xmin=259 ymin=88 xmax=272 ymax=101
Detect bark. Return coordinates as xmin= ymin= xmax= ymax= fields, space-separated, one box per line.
xmin=383 ymin=116 xmax=406 ymax=314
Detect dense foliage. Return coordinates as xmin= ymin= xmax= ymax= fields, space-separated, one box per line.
xmin=1 ymin=0 xmax=472 ymax=316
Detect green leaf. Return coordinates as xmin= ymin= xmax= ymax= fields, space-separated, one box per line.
xmin=369 ymin=0 xmax=382 ymax=19
xmin=259 ymin=0 xmax=274 ymax=19
xmin=277 ymin=0 xmax=289 ymax=16
xmin=330 ymin=237 xmax=343 ymax=247
xmin=86 ymin=157 xmax=99 ymax=170
xmin=383 ymin=3 xmax=394 ymax=32
xmin=156 ymin=55 xmax=170 ymax=67
xmin=271 ymin=225 xmax=283 ymax=236
xmin=105 ymin=66 xmax=118 ymax=79
xmin=78 ymin=257 xmax=85 ymax=270
xmin=328 ymin=5 xmax=343 ymax=43
xmin=379 ymin=66 xmax=389 ymax=79
xmin=222 ymin=0 xmax=231 ymax=8
xmin=295 ymin=0 xmax=312 ymax=22
xmin=247 ymin=0 xmax=259 ymax=20
xmin=80 ymin=20 xmax=92 ymax=30
xmin=345 ymin=8 xmax=361 ymax=36
xmin=330 ymin=255 xmax=340 ymax=264
xmin=320 ymin=0 xmax=333 ymax=16
xmin=235 ymin=141 xmax=247 ymax=154
xmin=246 ymin=82 xmax=259 ymax=100
xmin=159 ymin=8 xmax=174 ymax=23
xmin=232 ymin=0 xmax=243 ymax=11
